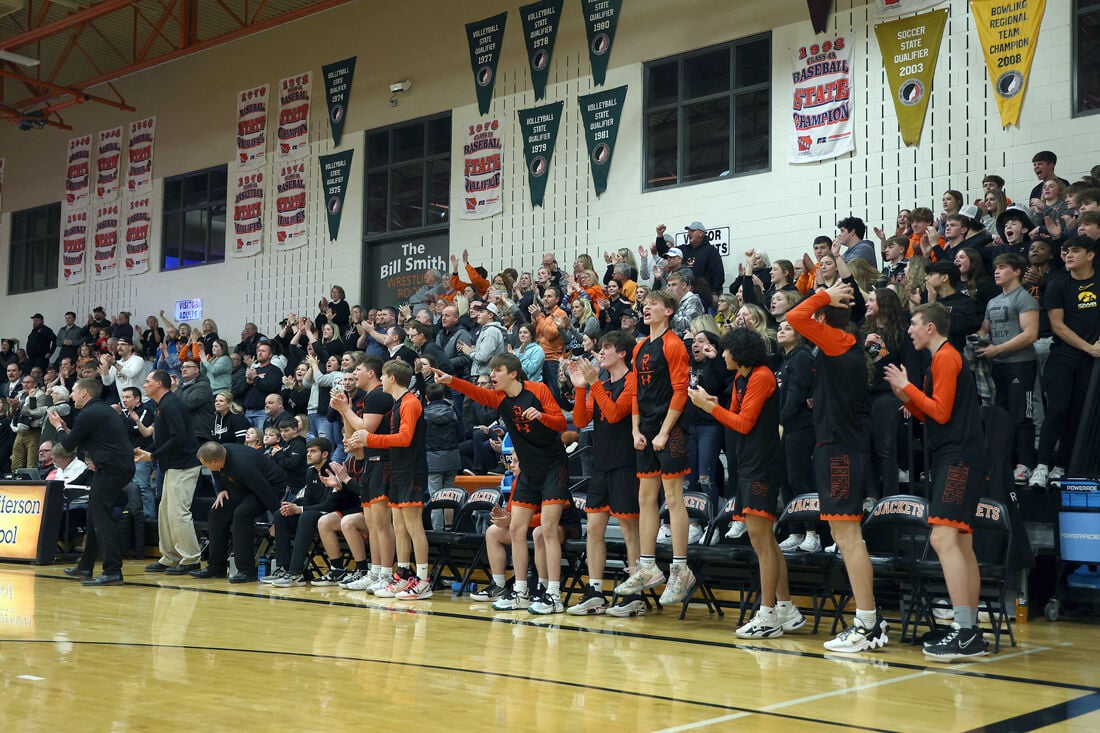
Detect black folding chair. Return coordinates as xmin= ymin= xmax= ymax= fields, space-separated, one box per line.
xmin=857 ymin=495 xmax=931 ymax=642
xmin=775 ymin=494 xmax=845 ymax=633
xmin=682 ymin=497 xmax=758 ymax=623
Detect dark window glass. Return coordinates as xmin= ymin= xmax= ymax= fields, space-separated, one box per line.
xmin=161 ymin=166 xmax=227 ymax=271
xmin=367 ymin=131 xmax=390 ymax=168
xmin=428 ymin=117 xmax=451 ymax=157
xmin=427 ymin=158 xmax=451 ymax=226
xmin=8 ymin=202 xmax=61 ymax=294
xmin=684 ymin=49 xmax=730 ymax=100
xmin=364 ymin=114 xmax=450 ymax=238
xmin=1077 ymin=1 xmax=1100 ymax=116
xmin=736 ymin=39 xmax=771 ymax=87
xmin=390 ymin=164 xmax=425 ymax=230
xmin=366 ymin=171 xmax=389 ymax=234
xmin=646 ymin=109 xmax=678 ymax=189
xmin=393 ymin=124 xmax=425 ymax=163
xmin=735 ymin=90 xmax=771 ymax=173
xmin=647 ymin=62 xmax=678 ymax=108
xmin=683 ymin=100 xmax=731 ymax=182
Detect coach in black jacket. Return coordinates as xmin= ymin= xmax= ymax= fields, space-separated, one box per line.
xmin=192 ymin=441 xmax=287 ymax=582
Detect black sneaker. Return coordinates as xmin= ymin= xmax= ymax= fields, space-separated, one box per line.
xmin=311 ymin=568 xmax=347 ymax=586
xmin=921 ymin=627 xmax=952 ymax=649
xmin=923 ymin=625 xmax=989 ymax=662
xmin=470 ymin=581 xmax=507 ymax=602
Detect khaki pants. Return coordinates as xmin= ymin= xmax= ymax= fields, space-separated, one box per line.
xmin=11 ymin=428 xmax=41 ymax=470
xmin=158 ymin=465 xmax=203 ymax=566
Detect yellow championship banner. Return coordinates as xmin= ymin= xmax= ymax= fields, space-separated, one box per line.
xmin=969 ymin=0 xmax=1045 ymax=127
xmin=874 ymin=9 xmax=948 ymax=146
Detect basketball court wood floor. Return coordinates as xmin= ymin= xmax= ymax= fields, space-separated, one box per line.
xmin=2 ymin=560 xmax=1098 ymax=732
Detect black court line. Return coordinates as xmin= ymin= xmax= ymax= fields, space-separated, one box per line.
xmin=35 ymin=572 xmax=1100 ymax=698
xmin=967 ymin=692 xmax=1100 ymax=733
xmin=0 ymin=638 xmax=896 ymax=733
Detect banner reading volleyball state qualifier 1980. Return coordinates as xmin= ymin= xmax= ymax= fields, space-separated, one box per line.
xmin=127 ymin=117 xmax=155 ymax=197
xmin=875 ymin=9 xmax=948 ymax=146
xmin=237 ymin=84 xmax=269 ymax=170
xmin=460 ymin=118 xmax=504 ymax=220
xmin=62 ymin=209 xmax=88 ymax=286
xmin=93 ymin=202 xmax=120 ymax=281
xmin=277 ymin=72 xmax=312 ymax=161
xmin=789 ymin=36 xmax=854 ymax=164
xmin=969 ymin=0 xmax=1045 ymax=128
xmin=65 ymin=135 xmax=92 ymax=206
xmin=274 ymin=161 xmax=308 ymax=250
xmin=123 ymin=195 xmax=151 ymax=276
xmin=232 ymin=171 xmax=265 ymax=258
xmin=96 ymin=127 xmax=123 ymax=201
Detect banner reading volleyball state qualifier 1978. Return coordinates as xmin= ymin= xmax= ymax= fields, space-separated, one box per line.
xmin=969 ymin=0 xmax=1045 ymax=128
xmin=237 ymin=84 xmax=269 ymax=170
xmin=789 ymin=36 xmax=854 ymax=164
xmin=875 ymin=9 xmax=948 ymax=146
xmin=274 ymin=161 xmax=308 ymax=250
xmin=127 ymin=117 xmax=155 ymax=197
xmin=232 ymin=171 xmax=265 ymax=258
xmin=460 ymin=118 xmax=504 ymax=220
xmin=123 ymin=195 xmax=151 ymax=276
xmin=62 ymin=209 xmax=88 ymax=285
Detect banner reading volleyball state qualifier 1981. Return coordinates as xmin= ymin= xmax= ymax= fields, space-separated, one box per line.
xmin=93 ymin=202 xmax=120 ymax=281
xmin=969 ymin=0 xmax=1045 ymax=128
xmin=232 ymin=171 xmax=265 ymax=258
xmin=789 ymin=36 xmax=854 ymax=164
xmin=460 ymin=118 xmax=504 ymax=220
xmin=123 ymin=195 xmax=151 ymax=276
xmin=875 ymin=9 xmax=948 ymax=146
xmin=62 ymin=209 xmax=88 ymax=285
xmin=237 ymin=84 xmax=269 ymax=170
xmin=277 ymin=72 xmax=312 ymax=161
xmin=96 ymin=127 xmax=123 ymax=201
xmin=274 ymin=161 xmax=308 ymax=250
xmin=127 ymin=117 xmax=155 ymax=197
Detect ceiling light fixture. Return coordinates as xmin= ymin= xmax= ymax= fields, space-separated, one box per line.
xmin=0 ymin=50 xmax=41 ymax=67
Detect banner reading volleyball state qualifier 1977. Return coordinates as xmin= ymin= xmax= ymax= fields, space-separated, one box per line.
xmin=789 ymin=36 xmax=854 ymax=164
xmin=969 ymin=0 xmax=1045 ymax=128
xmin=875 ymin=9 xmax=948 ymax=146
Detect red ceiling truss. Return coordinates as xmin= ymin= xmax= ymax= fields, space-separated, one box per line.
xmin=0 ymin=0 xmax=354 ymax=130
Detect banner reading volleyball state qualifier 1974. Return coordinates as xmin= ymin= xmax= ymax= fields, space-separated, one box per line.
xmin=875 ymin=9 xmax=948 ymax=146
xmin=969 ymin=0 xmax=1045 ymax=128
xmin=788 ymin=36 xmax=854 ymax=164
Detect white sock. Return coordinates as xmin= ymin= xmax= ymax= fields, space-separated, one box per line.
xmin=416 ymin=564 xmax=428 ymax=579
xmin=547 ymin=581 xmax=560 ymax=597
xmin=590 ymin=579 xmax=603 ymax=592
xmin=371 ymin=565 xmax=384 ymax=578
xmin=538 ymin=577 xmax=548 ymax=590
xmin=856 ymin=608 xmax=878 ymax=628
xmin=776 ymin=600 xmax=793 ymax=611
xmin=759 ymin=605 xmax=775 ymax=619
xmin=492 ymin=574 xmax=506 ymax=587
xmin=514 ymin=580 xmax=528 ymax=594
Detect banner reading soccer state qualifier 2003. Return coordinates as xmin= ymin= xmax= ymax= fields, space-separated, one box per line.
xmin=460 ymin=118 xmax=504 ymax=219
xmin=789 ymin=36 xmax=854 ymax=164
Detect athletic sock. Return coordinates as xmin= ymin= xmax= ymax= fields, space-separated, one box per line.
xmin=590 ymin=579 xmax=603 ymax=592
xmin=639 ymin=555 xmax=656 ymax=569
xmin=492 ymin=574 xmax=506 ymax=587
xmin=855 ymin=608 xmax=878 ymax=628
xmin=538 ymin=577 xmax=548 ymax=590
xmin=329 ymin=558 xmax=345 ymax=571
xmin=416 ymin=564 xmax=428 ymax=580
xmin=954 ymin=606 xmax=974 ymax=628
xmin=514 ymin=580 xmax=528 ymax=595
xmin=672 ymin=556 xmax=687 ymax=569
xmin=371 ymin=564 xmax=384 ymax=578
xmin=776 ymin=600 xmax=794 ymax=611
xmin=759 ymin=605 xmax=775 ymax=619
xmin=547 ymin=581 xmax=560 ymax=597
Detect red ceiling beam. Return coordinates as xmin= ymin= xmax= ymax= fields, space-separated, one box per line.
xmin=0 ymin=0 xmax=143 ymax=51
xmin=0 ymin=67 xmax=135 ymax=110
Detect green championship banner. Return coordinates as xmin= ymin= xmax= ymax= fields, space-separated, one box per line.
xmin=521 ymin=0 xmax=564 ymax=101
xmin=466 ymin=12 xmax=508 ymax=115
xmin=969 ymin=0 xmax=1045 ymax=127
xmin=321 ymin=57 xmax=356 ymax=148
xmin=578 ymin=85 xmax=627 ymax=196
xmin=518 ymin=101 xmax=564 ymax=207
xmin=319 ymin=150 xmax=354 ymax=241
xmin=581 ymin=0 xmax=622 ymax=86
xmin=874 ymin=9 xmax=947 ymax=146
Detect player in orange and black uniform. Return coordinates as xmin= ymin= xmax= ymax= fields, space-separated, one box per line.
xmin=788 ymin=281 xmax=887 ymax=653
xmin=353 ymin=360 xmax=432 ymax=600
xmin=690 ymin=328 xmax=807 ymax=639
xmin=616 ymin=290 xmax=696 ymax=606
xmin=430 ymin=353 xmax=570 ymax=614
xmin=885 ymin=302 xmax=990 ymax=661
xmin=565 ymin=330 xmax=641 ymax=616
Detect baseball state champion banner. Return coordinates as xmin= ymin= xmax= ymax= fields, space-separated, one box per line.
xmin=123 ymin=195 xmax=151 ymax=276
xmin=93 ymin=202 xmax=120 ymax=281
xmin=127 ymin=117 xmax=155 ymax=196
xmin=236 ymin=84 xmax=269 ymax=170
xmin=582 ymin=0 xmax=622 ymax=86
xmin=877 ymin=0 xmax=947 ymax=16
xmin=521 ymin=0 xmax=563 ymax=101
xmin=518 ymin=101 xmax=563 ymax=208
xmin=789 ymin=36 xmax=854 ymax=164
xmin=970 ymin=0 xmax=1045 ymax=128
xmin=65 ymin=135 xmax=92 ymax=207
xmin=322 ymin=57 xmax=356 ymax=148
xmin=274 ymin=161 xmax=308 ymax=250
xmin=578 ymin=85 xmax=627 ymax=196
xmin=466 ymin=12 xmax=508 ymax=115
xmin=95 ymin=127 xmax=123 ymax=201
xmin=232 ymin=171 xmax=265 ymax=258
xmin=875 ymin=9 xmax=948 ymax=146
xmin=62 ymin=208 xmax=89 ymax=285
xmin=319 ymin=150 xmax=354 ymax=241
xmin=277 ymin=72 xmax=312 ymax=161
xmin=460 ymin=118 xmax=504 ymax=219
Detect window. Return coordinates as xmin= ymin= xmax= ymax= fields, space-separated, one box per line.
xmin=161 ymin=165 xmax=227 ymax=270
xmin=8 ymin=202 xmax=61 ymax=294
xmin=364 ymin=113 xmax=451 ymax=236
xmin=1076 ymin=0 xmax=1100 ymax=116
xmin=643 ymin=34 xmax=771 ymax=189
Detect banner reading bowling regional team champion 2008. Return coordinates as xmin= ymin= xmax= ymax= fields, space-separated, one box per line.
xmin=789 ymin=36 xmax=854 ymax=164
xmin=875 ymin=9 xmax=948 ymax=146
xmin=969 ymin=0 xmax=1045 ymax=128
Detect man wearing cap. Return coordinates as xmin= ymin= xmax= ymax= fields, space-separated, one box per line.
xmin=994 ymin=205 xmax=1035 ymax=261
xmin=461 ymin=301 xmax=508 ymax=379
xmin=654 ymin=247 xmax=690 ymax=291
xmin=100 ymin=337 xmax=151 ymax=401
xmin=621 ymin=310 xmax=644 ymax=340
xmin=925 ymin=261 xmax=982 ymax=353
xmin=81 ymin=307 xmax=112 ymax=346
xmin=683 ymin=221 xmax=726 ymax=310
xmin=26 ymin=314 xmax=56 ymax=372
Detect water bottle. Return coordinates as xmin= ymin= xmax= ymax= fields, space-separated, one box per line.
xmin=257 ymin=557 xmax=268 ymax=580
xmin=500 ymin=470 xmax=514 ymax=496
xmin=1015 ymin=593 xmax=1028 ymax=624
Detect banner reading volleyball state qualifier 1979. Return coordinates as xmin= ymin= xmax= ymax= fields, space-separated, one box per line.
xmin=969 ymin=0 xmax=1045 ymax=128
xmin=789 ymin=36 xmax=854 ymax=164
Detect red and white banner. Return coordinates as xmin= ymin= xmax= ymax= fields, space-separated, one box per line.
xmin=96 ymin=126 xmax=124 ymax=202
xmin=460 ymin=117 xmax=504 ymax=220
xmin=789 ymin=36 xmax=854 ymax=164
xmin=65 ymin=135 xmax=93 ymax=207
xmin=127 ymin=117 xmax=156 ymax=197
xmin=277 ymin=72 xmax=311 ymax=161
xmin=273 ymin=161 xmax=308 ymax=250
xmin=237 ymin=84 xmax=269 ymax=170
xmin=93 ymin=202 xmax=120 ymax=280
xmin=62 ymin=208 xmax=89 ymax=286
xmin=123 ymin=195 xmax=151 ymax=276
xmin=232 ymin=171 xmax=265 ymax=258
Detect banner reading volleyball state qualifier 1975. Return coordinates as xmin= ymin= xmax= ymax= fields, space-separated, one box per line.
xmin=969 ymin=0 xmax=1045 ymax=128
xmin=789 ymin=36 xmax=854 ymax=164
xmin=875 ymin=9 xmax=948 ymax=146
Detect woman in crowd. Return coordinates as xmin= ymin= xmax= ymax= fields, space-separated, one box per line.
xmin=281 ymin=362 xmax=313 ymax=417
xmin=513 ymin=323 xmax=545 ymax=382
xmin=211 ymin=391 xmax=250 ymax=444
xmin=319 ymin=322 xmax=345 ymax=358
xmin=937 ymin=189 xmax=964 ymax=237
xmin=140 ymin=316 xmax=164 ymax=359
xmin=981 ymin=188 xmax=1008 ymax=237
xmin=860 ymin=288 xmax=911 ymax=506
xmin=685 ymin=326 xmax=731 ymax=510
xmin=774 ymin=320 xmax=820 ymax=552
xmin=198 ymin=338 xmax=233 ymax=394
xmin=955 ymin=247 xmax=998 ymax=314
xmin=567 ymin=297 xmax=601 ymax=341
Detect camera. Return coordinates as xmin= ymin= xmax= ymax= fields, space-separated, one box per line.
xmin=966 ymin=334 xmax=991 ymax=349
xmin=867 ymin=342 xmax=882 ymax=359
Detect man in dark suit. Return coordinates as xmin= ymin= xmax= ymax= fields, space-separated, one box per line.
xmin=191 ymin=441 xmax=287 ymax=583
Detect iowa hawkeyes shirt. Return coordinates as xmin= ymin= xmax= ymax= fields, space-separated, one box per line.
xmin=1045 ymin=269 xmax=1100 ymax=361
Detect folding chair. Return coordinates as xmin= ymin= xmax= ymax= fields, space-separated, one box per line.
xmin=857 ymin=495 xmax=931 ymax=642
xmin=420 ymin=487 xmax=469 ymax=589
xmin=681 ymin=497 xmax=758 ymax=623
xmin=775 ymin=494 xmax=844 ymax=633
xmin=559 ymin=492 xmax=589 ymax=605
xmin=455 ymin=487 xmax=505 ymax=594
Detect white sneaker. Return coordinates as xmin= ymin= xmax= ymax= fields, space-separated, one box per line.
xmin=656 ymin=524 xmax=672 ymax=543
xmin=395 ymin=577 xmax=433 ymax=600
xmin=373 ymin=574 xmax=413 ymax=598
xmin=778 ymin=534 xmax=805 ymax=552
xmin=725 ymin=521 xmax=747 ymax=539
xmin=659 ymin=565 xmax=695 ymax=605
xmin=798 ymin=533 xmax=822 ymax=553
xmin=528 ymin=592 xmax=564 ymax=615
xmin=1029 ymin=464 xmax=1049 ymax=488
xmin=824 ymin=543 xmax=841 ymax=557
xmin=606 ymin=594 xmax=646 ymax=617
xmin=344 ymin=572 xmax=379 ymax=591
xmin=260 ymin=568 xmax=288 ymax=584
xmin=776 ymin=603 xmax=807 ymax=631
xmin=736 ymin=610 xmax=784 ymax=639
xmin=566 ymin=586 xmax=607 ymax=615
xmin=615 ymin=564 xmax=665 ymax=596
xmin=1013 ymin=465 xmax=1032 ymax=484
xmin=270 ymin=572 xmax=306 ymax=588
xmin=687 ymin=523 xmax=704 ymax=545
xmin=1049 ymin=466 xmax=1066 ymax=482
xmin=823 ymin=616 xmax=889 ymax=653
xmin=492 ymin=587 xmax=530 ymax=610
xmin=367 ymin=575 xmax=391 ymax=595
